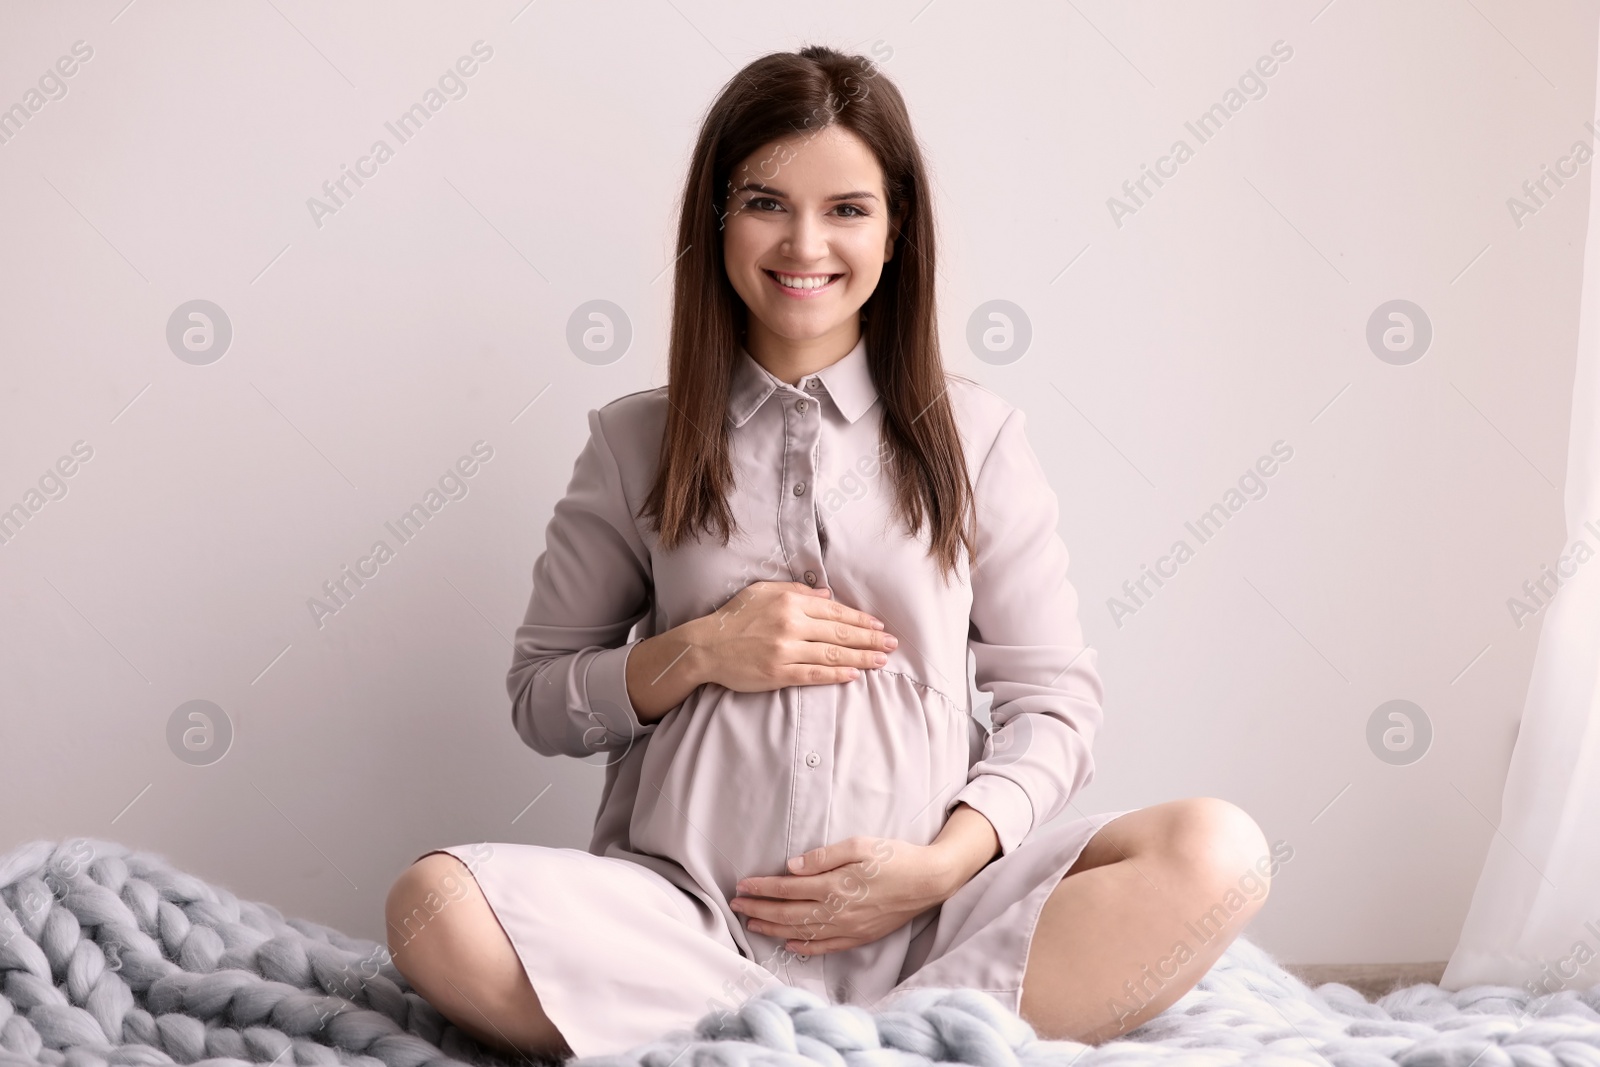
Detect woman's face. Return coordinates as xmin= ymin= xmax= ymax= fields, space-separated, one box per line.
xmin=721 ymin=124 xmax=900 ymax=354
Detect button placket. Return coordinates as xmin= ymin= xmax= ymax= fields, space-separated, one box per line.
xmin=781 ymin=385 xmax=826 ymax=592
xmin=780 ymin=383 xmax=832 ymax=989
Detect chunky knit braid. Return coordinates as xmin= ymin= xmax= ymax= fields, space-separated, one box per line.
xmin=0 ymin=838 xmax=500 ymax=1067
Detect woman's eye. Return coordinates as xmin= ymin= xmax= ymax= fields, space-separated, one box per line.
xmin=744 ymin=198 xmax=867 ymax=218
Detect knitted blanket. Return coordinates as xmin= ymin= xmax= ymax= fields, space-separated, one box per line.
xmin=3 ymin=838 xmax=1598 ymax=1067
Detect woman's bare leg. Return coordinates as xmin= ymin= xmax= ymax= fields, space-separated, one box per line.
xmin=1020 ymin=796 xmax=1274 ymax=1043
xmin=385 ymin=852 xmax=572 ymax=1060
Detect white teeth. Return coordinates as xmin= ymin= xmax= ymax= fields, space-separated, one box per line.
xmin=772 ymin=272 xmax=837 ymax=290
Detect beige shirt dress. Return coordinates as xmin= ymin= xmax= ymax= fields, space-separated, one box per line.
xmin=420 ymin=336 xmax=1131 ymax=1057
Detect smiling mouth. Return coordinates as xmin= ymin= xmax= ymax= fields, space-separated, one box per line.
xmin=765 ymin=270 xmax=843 ymax=293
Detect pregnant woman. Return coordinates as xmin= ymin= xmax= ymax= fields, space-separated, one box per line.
xmin=385 ymin=44 xmax=1273 ymax=1060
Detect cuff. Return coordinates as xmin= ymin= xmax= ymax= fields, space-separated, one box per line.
xmin=947 ymin=774 xmax=1035 ymax=856
xmin=583 ymin=640 xmax=656 ymax=744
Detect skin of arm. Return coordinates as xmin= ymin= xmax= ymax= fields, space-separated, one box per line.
xmin=929 ymin=802 xmax=1002 ymax=897
xmin=623 ymin=616 xmax=713 ymax=724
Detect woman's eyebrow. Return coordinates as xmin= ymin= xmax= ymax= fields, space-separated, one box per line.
xmin=733 ymin=180 xmax=879 ymax=203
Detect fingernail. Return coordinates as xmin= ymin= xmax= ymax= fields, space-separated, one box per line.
xmin=872 ymin=619 xmax=885 ymax=629
xmin=885 ymin=636 xmax=898 ymax=648
xmin=873 ymin=653 xmax=887 ymax=665
xmin=788 ymin=856 xmax=804 ymax=872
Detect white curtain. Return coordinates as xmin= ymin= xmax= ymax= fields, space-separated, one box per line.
xmin=1441 ymin=51 xmax=1600 ymax=994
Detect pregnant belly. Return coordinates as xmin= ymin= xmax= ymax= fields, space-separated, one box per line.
xmin=627 ymin=670 xmax=973 ymax=901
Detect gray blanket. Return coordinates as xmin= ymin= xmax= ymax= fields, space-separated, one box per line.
xmin=2 ymin=838 xmax=1594 ymax=1067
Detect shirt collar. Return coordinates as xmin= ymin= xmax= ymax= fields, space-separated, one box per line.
xmin=727 ymin=334 xmax=877 ymax=428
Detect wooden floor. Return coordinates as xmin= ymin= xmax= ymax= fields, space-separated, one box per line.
xmin=1281 ymin=962 xmax=1449 ymax=999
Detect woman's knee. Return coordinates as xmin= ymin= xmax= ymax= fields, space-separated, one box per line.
xmin=1160 ymin=797 xmax=1273 ymax=904
xmin=382 ymin=852 xmax=569 ymax=1057
xmin=385 ymin=852 xmax=485 ymax=968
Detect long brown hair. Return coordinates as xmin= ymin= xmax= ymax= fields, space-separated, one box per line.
xmin=639 ymin=44 xmax=976 ymax=583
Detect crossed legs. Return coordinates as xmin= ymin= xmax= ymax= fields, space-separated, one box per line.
xmin=385 ymin=796 xmax=1272 ymax=1060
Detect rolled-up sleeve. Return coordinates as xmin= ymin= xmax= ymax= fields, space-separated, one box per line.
xmin=946 ymin=406 xmax=1104 ymax=856
xmin=507 ymin=407 xmax=656 ymax=759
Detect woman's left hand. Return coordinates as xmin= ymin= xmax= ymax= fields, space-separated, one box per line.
xmin=729 ymin=835 xmax=965 ymax=956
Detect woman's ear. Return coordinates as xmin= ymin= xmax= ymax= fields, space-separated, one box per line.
xmin=884 ymin=208 xmax=906 ymax=262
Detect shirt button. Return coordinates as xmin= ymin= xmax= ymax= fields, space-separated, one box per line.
xmin=794 ymin=481 xmax=806 ymax=496
xmin=804 ymin=751 xmax=821 ymax=768
xmin=796 ymin=398 xmax=809 ymax=413
xmin=806 ymin=378 xmax=820 ymax=390
xmin=803 ymin=570 xmax=817 ymax=586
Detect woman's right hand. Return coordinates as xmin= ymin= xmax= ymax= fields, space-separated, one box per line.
xmin=693 ymin=581 xmax=898 ymax=693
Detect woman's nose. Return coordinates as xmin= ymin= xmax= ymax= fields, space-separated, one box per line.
xmin=780 ymin=215 xmax=828 ymax=261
